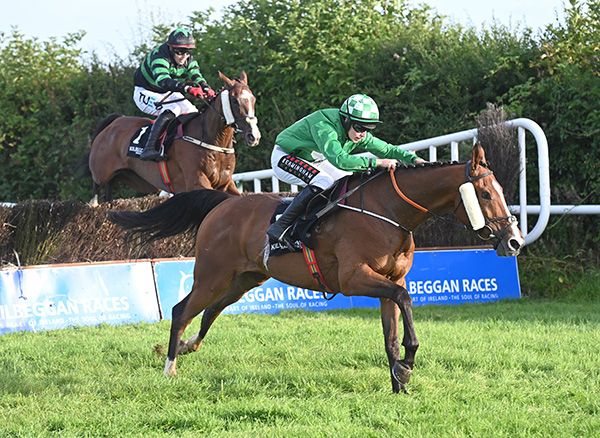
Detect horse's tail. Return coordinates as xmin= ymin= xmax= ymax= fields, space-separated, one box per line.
xmin=92 ymin=113 xmax=122 ymax=142
xmin=79 ymin=151 xmax=92 ymax=179
xmin=108 ymin=189 xmax=232 ymax=244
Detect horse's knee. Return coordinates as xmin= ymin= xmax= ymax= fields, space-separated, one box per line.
xmin=396 ymin=287 xmax=413 ymax=305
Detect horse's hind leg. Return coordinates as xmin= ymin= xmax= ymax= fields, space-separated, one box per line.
xmin=177 ymin=298 xmax=234 ymax=356
xmin=179 ymin=272 xmax=266 ymax=354
xmin=164 ymin=272 xmax=264 ymax=376
xmin=89 ymin=182 xmax=101 ymax=207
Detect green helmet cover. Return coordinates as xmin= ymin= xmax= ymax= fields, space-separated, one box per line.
xmin=339 ymin=94 xmax=381 ymax=124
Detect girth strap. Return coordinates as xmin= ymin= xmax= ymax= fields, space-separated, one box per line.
xmin=301 ymin=244 xmax=337 ymax=300
xmin=158 ymin=161 xmax=175 ymax=193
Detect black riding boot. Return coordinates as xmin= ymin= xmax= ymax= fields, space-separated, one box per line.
xmin=139 ymin=110 xmax=176 ymax=161
xmin=267 ymin=185 xmax=322 ymax=247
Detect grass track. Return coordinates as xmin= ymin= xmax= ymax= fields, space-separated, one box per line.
xmin=1 ymin=297 xmax=599 ymax=437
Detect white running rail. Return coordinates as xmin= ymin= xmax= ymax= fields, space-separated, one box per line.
xmin=233 ymin=118 xmax=599 ymax=246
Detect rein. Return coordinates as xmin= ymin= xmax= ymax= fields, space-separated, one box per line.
xmin=199 ymin=83 xmax=258 ymax=132
xmin=180 ymin=90 xmax=238 ymax=153
xmin=337 ymin=162 xmax=511 ymax=241
xmin=389 ymin=169 xmax=429 ymax=213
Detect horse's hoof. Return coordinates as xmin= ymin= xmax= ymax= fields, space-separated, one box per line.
xmin=163 ymin=358 xmax=177 ymax=377
xmin=392 ymin=361 xmax=413 ymax=386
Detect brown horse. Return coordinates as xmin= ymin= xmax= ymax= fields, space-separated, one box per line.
xmin=88 ymin=72 xmax=260 ymax=204
xmin=109 ymin=143 xmax=524 ymax=393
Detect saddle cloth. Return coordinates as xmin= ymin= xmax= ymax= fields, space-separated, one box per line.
xmin=126 ymin=113 xmax=199 ymax=158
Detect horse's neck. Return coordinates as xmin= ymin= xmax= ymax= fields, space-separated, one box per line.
xmin=370 ymin=164 xmax=464 ymax=229
xmin=190 ymin=102 xmax=235 ymax=147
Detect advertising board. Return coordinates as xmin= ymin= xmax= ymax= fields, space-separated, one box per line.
xmin=154 ymin=249 xmax=520 ymax=317
xmin=0 ymin=263 xmax=160 ymax=334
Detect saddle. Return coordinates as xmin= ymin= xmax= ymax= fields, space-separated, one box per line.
xmin=268 ymin=178 xmax=350 ymax=256
xmin=126 ymin=112 xmax=201 ymax=159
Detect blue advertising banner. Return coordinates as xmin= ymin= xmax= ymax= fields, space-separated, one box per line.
xmin=0 ymin=263 xmax=160 ymax=334
xmin=406 ymin=249 xmax=521 ymax=306
xmin=154 ymin=249 xmax=520 ymax=318
xmin=154 ymin=259 xmax=362 ymax=317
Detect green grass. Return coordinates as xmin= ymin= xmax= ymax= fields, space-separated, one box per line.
xmin=1 ymin=295 xmax=600 ymax=437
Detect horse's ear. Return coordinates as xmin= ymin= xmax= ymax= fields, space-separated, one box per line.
xmin=218 ymin=71 xmax=235 ymax=87
xmin=239 ymin=71 xmax=248 ymax=84
xmin=472 ymin=142 xmax=486 ymax=169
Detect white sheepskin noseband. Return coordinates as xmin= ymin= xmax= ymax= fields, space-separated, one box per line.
xmin=459 ymin=182 xmax=485 ymax=230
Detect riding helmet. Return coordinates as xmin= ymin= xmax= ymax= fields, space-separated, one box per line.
xmin=339 ymin=94 xmax=382 ymax=125
xmin=167 ymin=27 xmax=196 ymax=48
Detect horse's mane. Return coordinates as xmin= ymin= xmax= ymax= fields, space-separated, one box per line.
xmin=345 ymin=160 xmax=465 ymax=185
xmin=399 ymin=160 xmax=464 ymax=170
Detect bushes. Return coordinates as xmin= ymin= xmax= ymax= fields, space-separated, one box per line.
xmin=0 ymin=0 xmax=597 ymax=261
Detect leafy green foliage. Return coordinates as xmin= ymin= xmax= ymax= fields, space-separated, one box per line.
xmin=0 ymin=31 xmax=135 ymax=201
xmin=503 ymin=0 xmax=600 ymax=203
xmin=0 ymin=0 xmax=597 ymax=257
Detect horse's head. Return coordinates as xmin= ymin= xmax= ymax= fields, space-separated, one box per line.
xmin=455 ymin=143 xmax=524 ymax=256
xmin=217 ymin=71 xmax=261 ymax=147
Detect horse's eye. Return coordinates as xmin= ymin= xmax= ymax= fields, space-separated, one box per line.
xmin=481 ymin=191 xmax=492 ymax=200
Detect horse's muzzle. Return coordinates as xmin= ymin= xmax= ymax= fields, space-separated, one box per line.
xmin=245 ymin=130 xmax=261 ymax=147
xmin=495 ymin=223 xmax=524 ymax=257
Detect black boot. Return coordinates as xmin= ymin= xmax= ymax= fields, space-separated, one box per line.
xmin=267 ymin=185 xmax=322 ymax=247
xmin=139 ymin=110 xmax=176 ymax=161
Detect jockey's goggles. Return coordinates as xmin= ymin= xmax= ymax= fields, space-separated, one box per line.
xmin=172 ymin=48 xmax=192 ymax=56
xmin=351 ymin=122 xmax=376 ymax=133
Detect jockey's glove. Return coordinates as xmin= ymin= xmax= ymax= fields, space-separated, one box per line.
xmin=187 ymin=86 xmax=206 ymax=98
xmin=200 ymin=82 xmax=217 ymax=99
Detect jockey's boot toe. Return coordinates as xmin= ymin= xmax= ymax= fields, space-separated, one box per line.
xmin=266 ymin=223 xmax=285 ymax=243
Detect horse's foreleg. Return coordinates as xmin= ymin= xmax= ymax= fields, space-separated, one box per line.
xmin=380 ymin=298 xmax=402 ymax=393
xmin=397 ymin=285 xmax=419 ymax=368
xmin=343 ymin=266 xmax=419 ymax=393
xmin=392 ymin=284 xmax=419 ymax=393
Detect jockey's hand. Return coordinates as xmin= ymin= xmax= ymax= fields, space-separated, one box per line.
xmin=204 ymin=87 xmax=217 ymax=99
xmin=376 ymin=158 xmax=398 ymax=171
xmin=413 ymin=157 xmax=428 ymax=165
xmin=187 ymin=86 xmax=206 ymax=99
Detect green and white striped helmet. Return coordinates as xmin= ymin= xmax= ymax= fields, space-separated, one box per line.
xmin=339 ymin=94 xmax=381 ymax=124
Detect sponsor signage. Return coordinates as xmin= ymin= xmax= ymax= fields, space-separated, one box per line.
xmin=406 ymin=249 xmax=521 ymax=306
xmin=1 ymin=249 xmax=520 ymax=333
xmin=0 ymin=263 xmax=160 ymax=334
xmin=154 ymin=249 xmax=520 ymax=317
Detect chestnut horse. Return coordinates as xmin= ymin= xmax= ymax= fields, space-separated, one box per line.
xmin=109 ymin=144 xmax=524 ymax=393
xmin=88 ymin=72 xmax=260 ymax=204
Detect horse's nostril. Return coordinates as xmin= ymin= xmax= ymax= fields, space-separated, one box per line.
xmin=508 ymin=238 xmax=521 ymax=251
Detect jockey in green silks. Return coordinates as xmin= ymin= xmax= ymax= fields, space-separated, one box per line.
xmin=267 ymin=93 xmax=427 ymax=247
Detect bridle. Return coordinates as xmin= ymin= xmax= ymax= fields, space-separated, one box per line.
xmin=463 ymin=160 xmax=518 ymax=243
xmin=203 ymin=83 xmax=257 ymax=134
xmin=181 ymin=84 xmax=257 ymax=153
xmin=389 ymin=161 xmax=518 ymax=244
